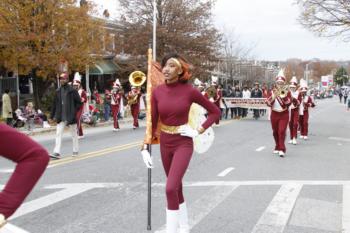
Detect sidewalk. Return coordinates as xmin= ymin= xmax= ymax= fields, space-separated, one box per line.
xmin=17 ymin=117 xmax=135 ymax=136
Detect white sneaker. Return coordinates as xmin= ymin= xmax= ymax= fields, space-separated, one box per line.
xmin=304 ymin=136 xmax=308 ymax=140
xmin=288 ymin=140 xmax=293 ymax=144
xmin=113 ymin=128 xmax=120 ymax=132
xmin=292 ymin=138 xmax=297 ymax=145
xmin=273 ymin=150 xmax=279 ymax=154
xmin=300 ymin=136 xmax=304 ymax=139
xmin=78 ymin=135 xmax=85 ymax=139
xmin=279 ymin=151 xmax=285 ymax=157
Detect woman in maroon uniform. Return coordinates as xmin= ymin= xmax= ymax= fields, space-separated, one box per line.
xmin=0 ymin=123 xmax=49 ymax=229
xmin=266 ymin=70 xmax=292 ymax=157
xmin=141 ymin=53 xmax=220 ymax=233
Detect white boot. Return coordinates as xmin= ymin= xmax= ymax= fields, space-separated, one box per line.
xmin=166 ymin=209 xmax=179 ymax=233
xmin=292 ymin=138 xmax=297 ymax=145
xmin=179 ymin=203 xmax=190 ymax=233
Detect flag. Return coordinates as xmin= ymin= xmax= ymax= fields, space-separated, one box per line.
xmin=144 ymin=48 xmax=164 ymax=145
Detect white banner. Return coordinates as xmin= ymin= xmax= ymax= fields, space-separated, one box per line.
xmin=222 ymin=98 xmax=269 ymax=109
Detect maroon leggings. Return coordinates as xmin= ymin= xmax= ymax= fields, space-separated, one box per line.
xmin=76 ymin=107 xmax=83 ymax=136
xmin=289 ymin=108 xmax=299 ymax=139
xmin=131 ymin=105 xmax=140 ymax=127
xmin=270 ymin=110 xmax=289 ymax=153
xmin=160 ymin=132 xmax=193 ymax=210
xmin=0 ymin=123 xmax=49 ymax=218
xmin=299 ymin=111 xmax=309 ymax=137
xmin=111 ymin=104 xmax=120 ymax=129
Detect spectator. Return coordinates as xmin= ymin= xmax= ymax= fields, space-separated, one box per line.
xmin=50 ymin=72 xmax=82 ymax=159
xmin=1 ymin=89 xmax=13 ymax=126
xmin=24 ymin=102 xmax=36 ymax=131
xmin=103 ymin=89 xmax=111 ymax=121
xmin=242 ymin=86 xmax=251 ymax=118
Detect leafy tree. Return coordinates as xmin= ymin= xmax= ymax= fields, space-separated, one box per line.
xmin=118 ymin=0 xmax=221 ymax=79
xmin=0 ymin=0 xmax=107 ymax=108
xmin=334 ymin=66 xmax=348 ymax=86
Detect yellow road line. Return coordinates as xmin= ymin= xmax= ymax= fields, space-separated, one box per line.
xmin=48 ymin=141 xmax=143 ymax=168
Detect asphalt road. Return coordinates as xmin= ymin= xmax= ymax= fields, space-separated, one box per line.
xmin=1 ymin=97 xmax=349 ymax=233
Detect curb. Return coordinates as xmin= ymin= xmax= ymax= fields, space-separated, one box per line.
xmin=19 ymin=118 xmax=136 ymax=136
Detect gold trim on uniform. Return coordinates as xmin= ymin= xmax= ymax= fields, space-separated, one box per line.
xmin=160 ymin=123 xmax=181 ymax=134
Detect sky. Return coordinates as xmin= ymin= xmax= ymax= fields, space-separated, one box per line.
xmin=93 ymin=0 xmax=350 ymax=61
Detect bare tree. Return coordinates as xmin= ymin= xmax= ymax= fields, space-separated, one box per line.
xmin=296 ymin=0 xmax=350 ymax=41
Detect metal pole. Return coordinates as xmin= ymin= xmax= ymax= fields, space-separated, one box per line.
xmin=15 ymin=65 xmax=20 ymax=109
xmin=152 ymin=0 xmax=157 ymax=61
xmin=147 ymin=144 xmax=152 ymax=231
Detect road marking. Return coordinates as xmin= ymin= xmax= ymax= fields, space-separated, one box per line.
xmin=217 ymin=167 xmax=235 ymax=177
xmin=0 ymin=169 xmax=14 ymax=173
xmin=48 ymin=141 xmax=142 ymax=168
xmin=154 ymin=185 xmax=238 ymax=233
xmin=9 ymin=183 xmax=123 ymax=220
xmin=342 ymin=185 xmax=350 ymax=233
xmin=338 ymin=143 xmax=343 ymax=146
xmin=329 ymin=137 xmax=350 ymax=143
xmin=180 ymin=180 xmax=350 ymax=186
xmin=256 ymin=146 xmax=266 ymax=152
xmin=251 ymin=183 xmax=302 ymax=233
xmin=0 ymin=223 xmax=30 ymax=233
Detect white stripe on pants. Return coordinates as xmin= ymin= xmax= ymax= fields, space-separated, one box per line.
xmin=53 ymin=122 xmax=78 ymax=154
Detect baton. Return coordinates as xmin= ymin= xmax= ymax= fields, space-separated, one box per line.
xmin=147 ymin=144 xmax=152 ymax=230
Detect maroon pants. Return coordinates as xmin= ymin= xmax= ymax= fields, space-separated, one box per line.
xmin=299 ymin=111 xmax=309 ymax=137
xmin=289 ymin=108 xmax=299 ymax=139
xmin=0 ymin=123 xmax=49 ymax=218
xmin=270 ymin=110 xmax=289 ymax=153
xmin=111 ymin=104 xmax=120 ymax=129
xmin=160 ymin=132 xmax=193 ymax=210
xmin=76 ymin=107 xmax=83 ymax=136
xmin=131 ymin=104 xmax=139 ymax=127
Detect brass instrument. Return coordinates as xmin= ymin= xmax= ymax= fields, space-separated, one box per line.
xmin=128 ymin=71 xmax=146 ymax=105
xmin=273 ymin=85 xmax=289 ymax=98
xmin=205 ymin=86 xmax=217 ymax=99
xmin=129 ymin=71 xmax=146 ymax=87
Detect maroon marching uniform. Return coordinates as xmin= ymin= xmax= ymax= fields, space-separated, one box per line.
xmin=266 ymin=90 xmax=292 ymax=154
xmin=299 ymin=94 xmax=315 ymax=138
xmin=76 ymin=88 xmax=87 ymax=136
xmin=128 ymin=89 xmax=142 ymax=128
xmin=111 ymin=91 xmax=122 ymax=130
xmin=289 ymin=90 xmax=302 ymax=141
xmin=0 ymin=124 xmax=49 ymax=220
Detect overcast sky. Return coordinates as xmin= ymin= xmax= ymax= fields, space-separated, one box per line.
xmin=94 ymin=0 xmax=350 ymax=61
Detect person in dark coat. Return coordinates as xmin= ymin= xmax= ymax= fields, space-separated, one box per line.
xmin=50 ymin=72 xmax=82 ymax=159
xmin=251 ymin=82 xmax=263 ymax=119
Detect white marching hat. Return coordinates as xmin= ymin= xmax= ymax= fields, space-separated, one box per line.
xmin=275 ymin=69 xmax=286 ymax=83
xmin=113 ymin=78 xmax=121 ymax=88
xmin=299 ymin=78 xmax=308 ymax=92
xmin=290 ymin=76 xmax=298 ymax=87
xmin=211 ymin=76 xmax=218 ymax=86
xmin=73 ymin=72 xmax=81 ymax=85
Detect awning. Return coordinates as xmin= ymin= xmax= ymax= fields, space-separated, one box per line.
xmin=89 ymin=60 xmax=119 ymax=75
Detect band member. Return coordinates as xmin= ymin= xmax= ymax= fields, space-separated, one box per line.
xmin=211 ymin=77 xmax=222 ymax=124
xmin=141 ymin=53 xmax=220 ymax=233
xmin=0 ymin=123 xmax=49 ymax=229
xmin=128 ymin=86 xmax=142 ymax=129
xmin=299 ymin=79 xmax=315 ymax=140
xmin=73 ymin=72 xmax=87 ymax=138
xmin=288 ymin=76 xmax=301 ymax=145
xmin=266 ymin=69 xmax=292 ymax=157
xmin=111 ymin=79 xmax=122 ymax=132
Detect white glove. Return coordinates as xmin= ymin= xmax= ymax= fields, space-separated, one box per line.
xmin=178 ymin=124 xmax=199 ymax=138
xmin=141 ymin=149 xmax=153 ymax=168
